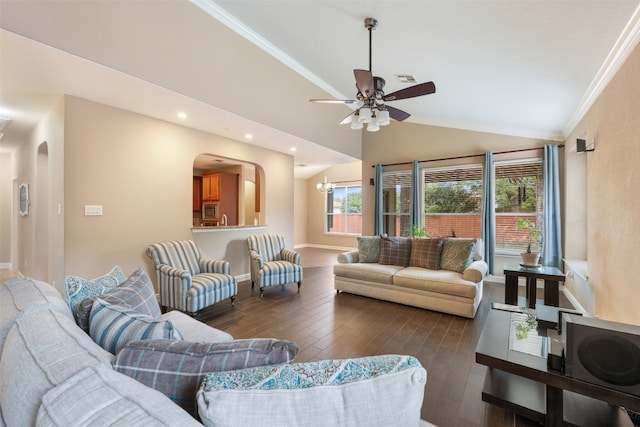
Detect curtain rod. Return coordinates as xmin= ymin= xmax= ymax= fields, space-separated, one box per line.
xmin=371 ymin=144 xmax=564 ymax=168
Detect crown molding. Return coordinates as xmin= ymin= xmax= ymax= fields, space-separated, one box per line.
xmin=562 ymin=3 xmax=640 ymax=138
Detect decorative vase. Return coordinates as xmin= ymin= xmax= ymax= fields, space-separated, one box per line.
xmin=520 ymin=252 xmax=540 ymax=267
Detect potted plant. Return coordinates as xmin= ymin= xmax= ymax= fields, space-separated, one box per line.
xmin=515 ymin=218 xmax=542 ymax=266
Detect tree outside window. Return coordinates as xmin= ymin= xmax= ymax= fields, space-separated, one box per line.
xmin=325 ymin=185 xmax=362 ymax=234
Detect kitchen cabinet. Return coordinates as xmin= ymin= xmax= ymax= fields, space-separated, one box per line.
xmin=202 ymin=173 xmax=220 ymax=202
xmin=201 ymin=171 xmax=238 ymax=225
xmin=192 ymin=176 xmax=202 ymax=211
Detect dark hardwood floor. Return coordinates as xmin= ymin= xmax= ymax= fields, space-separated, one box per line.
xmin=201 ymin=248 xmax=563 ymax=427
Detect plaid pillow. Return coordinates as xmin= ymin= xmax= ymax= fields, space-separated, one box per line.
xmin=98 ymin=268 xmax=161 ymax=319
xmin=378 ymin=236 xmax=412 ymax=266
xmin=113 ymin=338 xmax=299 ymax=416
xmin=409 ymin=238 xmax=443 ymax=270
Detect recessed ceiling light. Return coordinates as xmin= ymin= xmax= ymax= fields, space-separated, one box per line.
xmin=245 ymin=133 xmax=253 ymax=140
xmin=177 ymin=112 xmax=187 ymax=119
xmin=290 ymin=147 xmax=297 ymax=152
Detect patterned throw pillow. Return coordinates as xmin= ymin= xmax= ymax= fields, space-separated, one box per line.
xmin=113 ymin=338 xmax=299 ymax=416
xmin=378 ymin=236 xmax=412 ymax=266
xmin=357 ymin=235 xmax=381 ymax=263
xmin=197 ymin=355 xmax=426 ymax=427
xmin=440 ymin=239 xmax=476 ymax=273
xmin=409 ymin=238 xmax=443 ymax=270
xmin=64 ymin=266 xmax=126 ymax=319
xmin=75 ymin=268 xmax=160 ymax=334
xmin=89 ymin=302 xmax=182 ymax=354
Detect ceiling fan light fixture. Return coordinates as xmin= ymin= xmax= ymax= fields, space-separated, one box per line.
xmin=367 ymin=121 xmax=380 ymax=132
xmin=377 ymin=110 xmax=390 ymax=126
xmin=351 ymin=118 xmax=363 ymax=129
xmin=358 ymin=107 xmax=372 ymax=123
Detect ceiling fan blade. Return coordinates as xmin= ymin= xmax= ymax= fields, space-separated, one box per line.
xmin=385 ymin=105 xmax=411 ymax=122
xmin=354 ymin=69 xmax=374 ymax=97
xmin=383 ymin=81 xmax=436 ymax=102
xmin=309 ymin=99 xmax=358 ymax=104
xmin=339 ymin=112 xmax=355 ymax=125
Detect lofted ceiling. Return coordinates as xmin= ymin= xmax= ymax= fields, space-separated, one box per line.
xmin=1 ymin=1 xmax=639 ymax=178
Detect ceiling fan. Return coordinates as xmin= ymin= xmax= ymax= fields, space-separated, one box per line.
xmin=309 ymin=17 xmax=436 ymax=131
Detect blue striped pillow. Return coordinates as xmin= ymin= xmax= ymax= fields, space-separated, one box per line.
xmin=90 ymin=301 xmax=183 ymax=354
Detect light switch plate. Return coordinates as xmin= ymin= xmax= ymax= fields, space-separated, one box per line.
xmin=84 ymin=205 xmax=103 ymax=216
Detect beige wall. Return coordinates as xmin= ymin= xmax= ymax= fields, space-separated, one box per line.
xmin=9 ymin=97 xmax=65 ymax=287
xmin=0 ymin=153 xmax=10 ymax=267
xmin=563 ymin=42 xmax=640 ymax=324
xmin=0 ymin=95 xmax=297 ymax=293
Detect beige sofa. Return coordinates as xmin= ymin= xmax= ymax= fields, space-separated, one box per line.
xmin=334 ymin=237 xmax=488 ymax=318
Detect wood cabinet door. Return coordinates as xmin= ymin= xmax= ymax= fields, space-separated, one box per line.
xmin=202 ymin=173 xmax=220 ymax=201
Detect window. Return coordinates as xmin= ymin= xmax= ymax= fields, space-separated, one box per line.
xmin=422 ymin=165 xmax=483 ymax=238
xmin=495 ymin=159 xmax=543 ymax=253
xmin=382 ymin=170 xmax=412 ymax=236
xmin=325 ymin=184 xmax=362 ymax=234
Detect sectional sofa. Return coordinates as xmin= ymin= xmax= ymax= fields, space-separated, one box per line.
xmin=0 ymin=270 xmax=433 ymax=426
xmin=334 ymin=236 xmax=488 ymax=318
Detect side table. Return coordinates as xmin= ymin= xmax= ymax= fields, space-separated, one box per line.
xmin=503 ymin=263 xmax=564 ymax=309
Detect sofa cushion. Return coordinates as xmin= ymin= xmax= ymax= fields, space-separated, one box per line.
xmin=409 ymin=238 xmax=443 ymax=270
xmin=0 ymin=309 xmax=113 ymax=427
xmin=440 ymin=239 xmax=476 ymax=273
xmin=393 ymin=267 xmax=479 ymax=299
xmin=161 ymin=310 xmax=233 ymax=343
xmin=357 ymin=235 xmax=381 ymax=263
xmin=90 ymin=301 xmax=183 ymax=354
xmin=0 ymin=277 xmax=73 ymax=354
xmin=333 ymin=262 xmax=404 ymax=285
xmin=36 ymin=365 xmax=201 ymax=426
xmin=64 ymin=265 xmax=126 ymax=319
xmin=197 ymin=354 xmax=426 ymax=427
xmin=378 ymin=236 xmax=412 ymax=267
xmin=113 ymin=338 xmax=298 ymax=416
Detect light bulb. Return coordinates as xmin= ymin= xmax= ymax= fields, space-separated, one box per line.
xmin=358 ymin=107 xmax=372 ymax=123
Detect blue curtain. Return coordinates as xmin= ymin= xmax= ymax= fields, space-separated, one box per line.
xmin=374 ymin=163 xmax=384 ymax=235
xmin=542 ymin=144 xmax=563 ymax=268
xmin=410 ymin=160 xmax=421 ymax=232
xmin=481 ymin=152 xmax=496 ymax=274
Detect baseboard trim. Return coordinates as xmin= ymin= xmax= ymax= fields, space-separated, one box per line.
xmin=295 ymin=243 xmax=356 ymax=252
xmin=235 ymin=273 xmax=251 ymax=282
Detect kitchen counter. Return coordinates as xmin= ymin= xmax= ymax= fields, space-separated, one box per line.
xmin=192 ymin=225 xmax=267 ymax=232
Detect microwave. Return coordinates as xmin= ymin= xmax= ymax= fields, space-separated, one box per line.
xmin=202 ymin=202 xmax=219 ymax=225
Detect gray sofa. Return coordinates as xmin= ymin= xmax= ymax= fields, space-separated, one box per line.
xmin=334 ymin=237 xmax=488 ymax=318
xmin=0 ymin=275 xmax=434 ymax=427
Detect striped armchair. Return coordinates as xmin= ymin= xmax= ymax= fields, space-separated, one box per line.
xmin=246 ymin=234 xmax=303 ymax=297
xmin=146 ymin=240 xmax=237 ymax=315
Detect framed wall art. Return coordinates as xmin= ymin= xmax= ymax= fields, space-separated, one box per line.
xmin=19 ymin=183 xmax=29 ymax=216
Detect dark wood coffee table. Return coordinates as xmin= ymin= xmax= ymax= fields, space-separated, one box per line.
xmin=503 ymin=263 xmax=565 ymax=309
xmin=476 ymin=308 xmax=639 ymax=426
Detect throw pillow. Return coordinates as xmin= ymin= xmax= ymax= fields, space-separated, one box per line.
xmin=197 ymin=355 xmax=426 ymax=427
xmin=90 ymin=301 xmax=182 ymax=354
xmin=64 ymin=265 xmax=126 ymax=319
xmin=113 ymin=338 xmax=299 ymax=416
xmin=409 ymin=238 xmax=443 ymax=270
xmin=75 ymin=268 xmax=160 ymax=334
xmin=357 ymin=235 xmax=381 ymax=263
xmin=440 ymin=238 xmax=476 ymax=273
xmin=378 ymin=236 xmax=412 ymax=266
xmin=96 ymin=268 xmax=161 ymax=319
